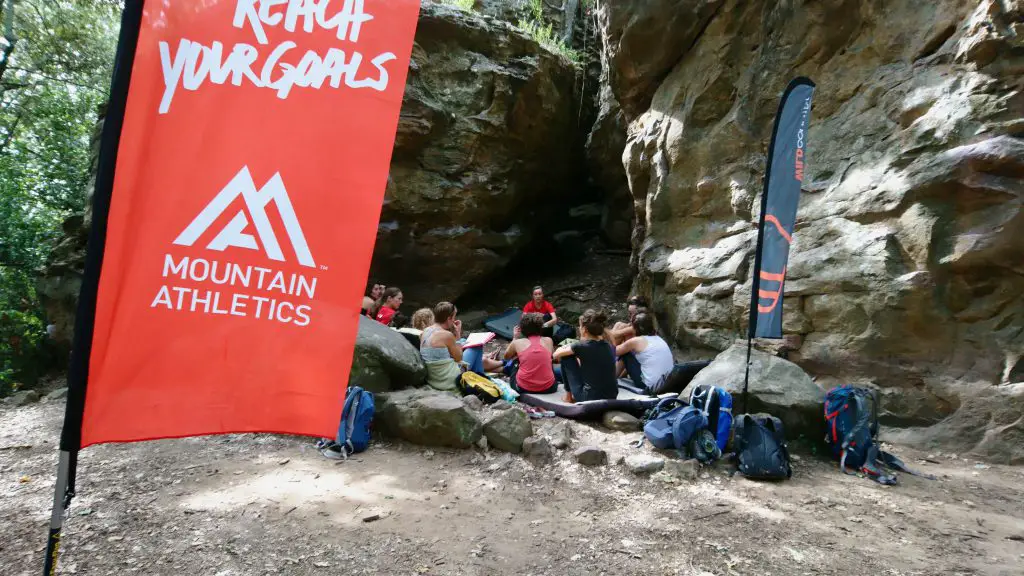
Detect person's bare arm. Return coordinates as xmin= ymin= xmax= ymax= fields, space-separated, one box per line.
xmin=504 ymin=340 xmax=519 ymax=360
xmin=544 ymin=311 xmax=558 ymax=327
xmin=609 ymin=325 xmax=634 ymax=345
xmin=444 ymin=332 xmax=463 ymax=363
xmin=552 ymin=344 xmax=574 ymax=361
xmin=615 ymin=337 xmax=638 ymax=358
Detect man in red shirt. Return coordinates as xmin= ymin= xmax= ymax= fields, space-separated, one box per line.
xmin=523 ymin=286 xmax=558 ymax=329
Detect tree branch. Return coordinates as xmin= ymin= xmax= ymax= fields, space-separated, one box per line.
xmin=0 ymin=106 xmax=23 ymax=152
xmin=0 ymin=0 xmax=16 ymax=86
xmin=7 ymin=67 xmax=96 ymax=89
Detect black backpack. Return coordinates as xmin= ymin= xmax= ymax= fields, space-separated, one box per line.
xmin=732 ymin=414 xmax=791 ymax=480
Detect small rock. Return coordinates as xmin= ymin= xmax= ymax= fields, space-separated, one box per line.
xmin=573 ymin=446 xmax=607 ymax=466
xmin=278 ymin=458 xmax=290 ymax=466
xmin=963 ymin=500 xmax=976 ymax=508
xmin=601 ymin=411 xmax=640 ymax=432
xmin=45 ymin=388 xmax=69 ymax=401
xmin=7 ymin=390 xmax=40 ymax=406
xmin=625 ymin=454 xmax=665 ymax=475
xmin=663 ymin=458 xmax=700 ymax=480
xmin=476 ymin=436 xmax=488 ymax=451
xmin=484 ymin=408 xmax=533 ymax=453
xmin=651 ymin=471 xmax=676 ymax=484
xmin=424 ymin=450 xmax=435 ymax=459
xmin=550 ymin=421 xmax=573 ymax=449
xmin=362 ymin=513 xmax=382 ymax=523
xmin=491 ymin=401 xmax=513 ymax=411
xmin=462 ymin=395 xmax=484 ymax=411
xmin=522 ymin=436 xmax=553 ymax=466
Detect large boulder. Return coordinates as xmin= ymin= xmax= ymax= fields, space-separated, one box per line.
xmin=369 ymin=3 xmax=582 ymax=306
xmin=606 ymin=0 xmax=1024 ymax=424
xmin=349 ymin=316 xmax=426 ymax=392
xmin=375 ymin=388 xmax=483 ymax=448
xmin=682 ymin=342 xmax=825 ymax=437
xmin=884 ymin=383 xmax=1024 ymax=466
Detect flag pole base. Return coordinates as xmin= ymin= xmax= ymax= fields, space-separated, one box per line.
xmin=43 ymin=450 xmax=76 ymax=576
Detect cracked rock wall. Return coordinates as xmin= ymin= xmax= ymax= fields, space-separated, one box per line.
xmin=599 ymin=0 xmax=1024 ymax=424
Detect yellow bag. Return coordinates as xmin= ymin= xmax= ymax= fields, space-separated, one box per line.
xmin=459 ymin=371 xmax=502 ymax=404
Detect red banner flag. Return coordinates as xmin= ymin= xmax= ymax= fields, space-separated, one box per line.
xmin=79 ymin=0 xmax=421 ymax=446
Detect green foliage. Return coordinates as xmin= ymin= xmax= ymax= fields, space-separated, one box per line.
xmin=437 ymin=0 xmax=476 ymax=11
xmin=1 ymin=0 xmax=120 ymax=393
xmin=0 ymin=268 xmax=52 ymax=396
xmin=516 ymin=0 xmax=582 ymax=65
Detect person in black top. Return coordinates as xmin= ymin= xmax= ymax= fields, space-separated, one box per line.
xmin=552 ymin=309 xmax=618 ymax=403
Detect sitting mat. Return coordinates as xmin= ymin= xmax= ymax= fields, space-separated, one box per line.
xmin=518 ymin=382 xmax=677 ymax=419
xmin=483 ymin=307 xmax=522 ymax=340
xmin=616 ymin=377 xmax=646 ymax=396
xmin=656 ymin=360 xmax=712 ymax=395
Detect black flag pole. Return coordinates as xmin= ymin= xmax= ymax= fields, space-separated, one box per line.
xmin=43 ymin=2 xmax=144 ymax=574
xmin=740 ymin=77 xmax=815 ymax=416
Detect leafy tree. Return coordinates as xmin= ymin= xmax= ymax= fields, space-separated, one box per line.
xmin=0 ymin=0 xmax=120 ymax=394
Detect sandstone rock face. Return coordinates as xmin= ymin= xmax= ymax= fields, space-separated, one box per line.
xmin=604 ymin=0 xmax=1024 ymax=424
xmin=349 ymin=316 xmax=426 ymax=393
xmin=885 ymin=383 xmax=1024 ymax=465
xmin=370 ymin=3 xmax=581 ymax=306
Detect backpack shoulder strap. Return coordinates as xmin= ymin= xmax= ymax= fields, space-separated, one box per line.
xmin=733 ymin=414 xmax=751 ymax=453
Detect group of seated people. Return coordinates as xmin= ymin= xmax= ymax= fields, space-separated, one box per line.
xmin=361 ymin=281 xmax=674 ymax=404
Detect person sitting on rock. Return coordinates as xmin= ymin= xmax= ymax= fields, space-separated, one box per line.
xmin=502 ymin=312 xmax=556 ymax=394
xmin=608 ymin=295 xmax=647 ymax=345
xmin=362 ymin=281 xmax=385 ymax=317
xmin=392 ymin=311 xmax=424 ymax=349
xmin=411 ymin=308 xmax=434 ymax=331
xmin=419 ymin=302 xmax=464 ymax=391
xmin=553 ymin=309 xmax=618 ymax=403
xmin=615 ymin=312 xmax=674 ymax=392
xmin=374 ymin=287 xmax=403 ymax=326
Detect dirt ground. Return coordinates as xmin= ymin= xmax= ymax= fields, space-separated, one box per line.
xmin=3 ymin=397 xmax=1024 ymax=576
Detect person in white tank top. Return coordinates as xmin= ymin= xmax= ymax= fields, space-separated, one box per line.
xmin=615 ymin=312 xmax=674 ymax=391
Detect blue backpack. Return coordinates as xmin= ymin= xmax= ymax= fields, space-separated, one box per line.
xmin=641 ymin=397 xmax=710 ymax=458
xmin=824 ymin=385 xmax=935 ymax=485
xmin=642 ymin=397 xmax=689 ymax=449
xmin=318 ymin=386 xmax=374 ymax=460
xmin=688 ymin=384 xmax=733 ymax=452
